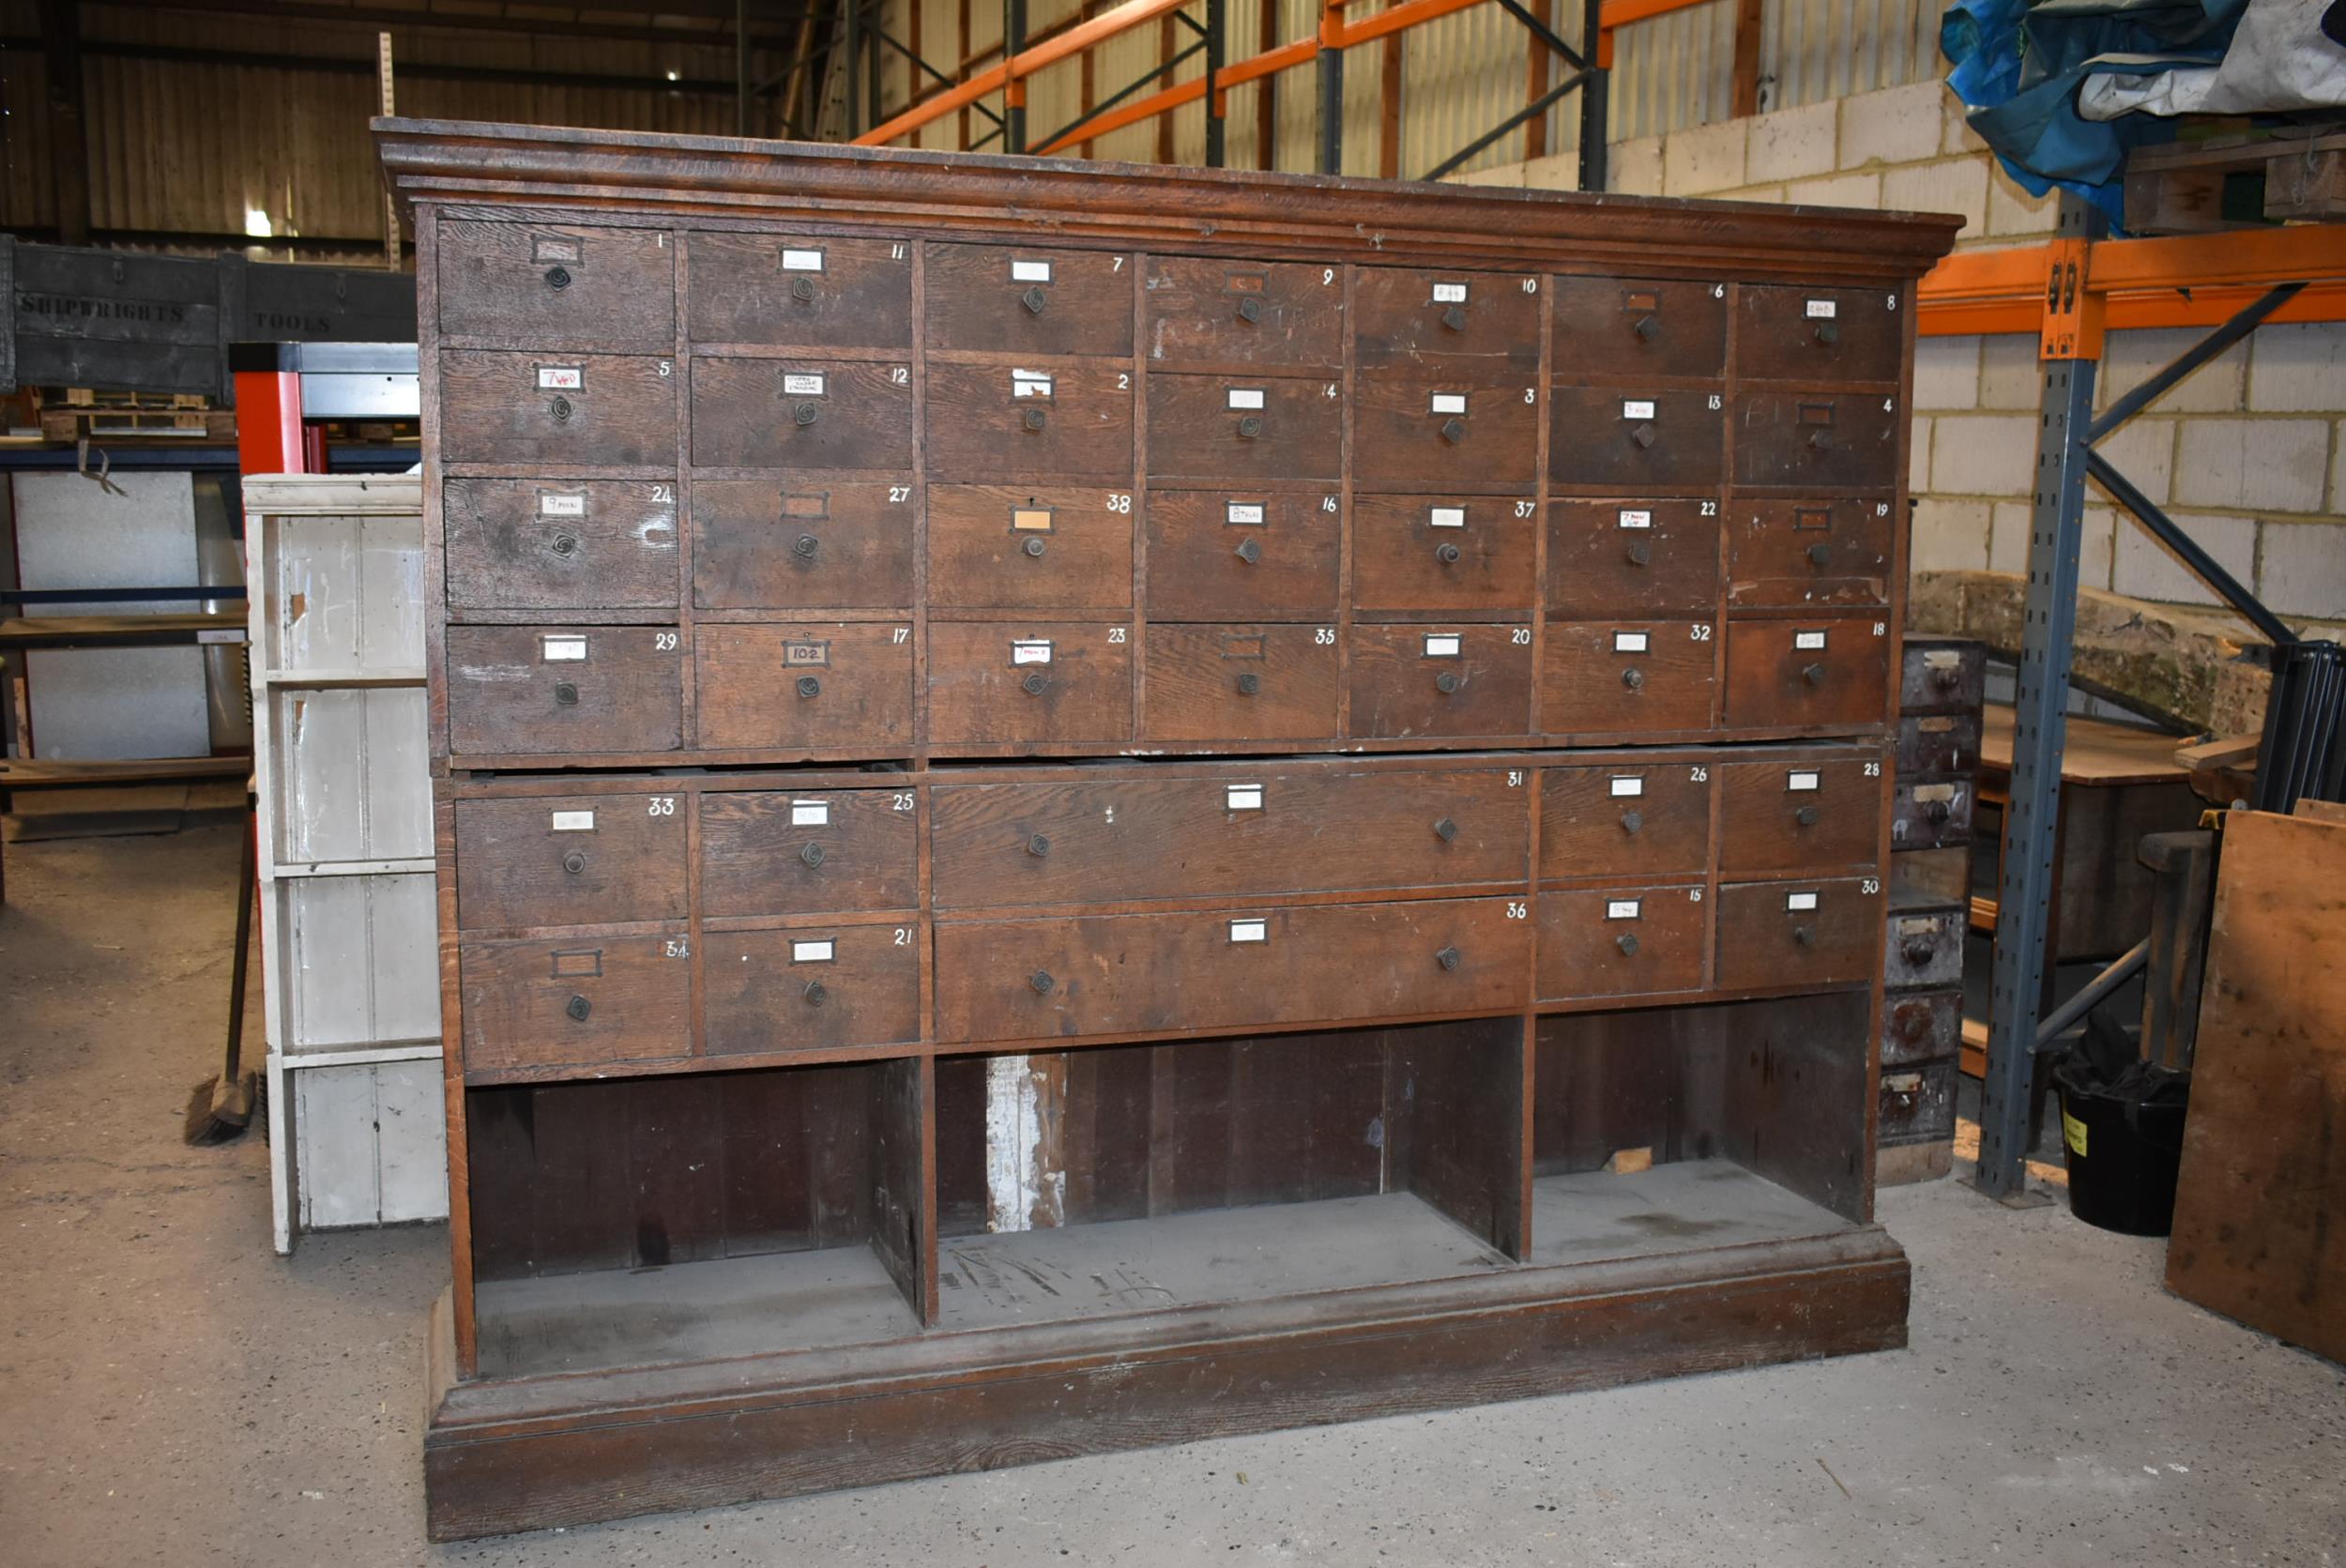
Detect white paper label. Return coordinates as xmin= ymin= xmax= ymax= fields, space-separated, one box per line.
xmin=1613 ymin=631 xmax=1650 ymax=654
xmin=1429 ymin=506 xmax=1466 ymax=528
xmin=538 ymin=365 xmax=583 ymax=390
xmin=1914 ymin=782 xmax=1958 ymax=804
xmin=1622 ymin=399 xmax=1655 ymax=420
xmin=541 ymin=634 xmax=587 ymax=662
xmin=1795 ymin=630 xmax=1828 ymax=650
xmin=1788 ymin=770 xmax=1820 ymax=792
xmin=783 ymin=373 xmax=827 ymax=396
xmin=791 ymin=939 xmax=835 ymax=963
xmin=1011 ymin=259 xmax=1053 ymax=282
xmin=194 ymin=628 xmax=245 ymax=645
xmin=1607 ymin=899 xmax=1643 ymax=920
xmin=1423 ymin=632 xmax=1462 ymax=658
xmin=550 ymin=810 xmax=596 ymax=831
xmin=1924 ymin=648 xmax=1962 ymax=670
xmin=1805 ymin=298 xmax=1837 ymax=319
xmin=1432 ymin=282 xmax=1469 ymax=303
xmin=1898 ymin=915 xmax=1942 ymax=937
xmin=1228 ymin=918 xmax=1268 ymax=944
xmin=1786 ymin=891 xmax=1820 ymax=912
xmin=1226 ymin=784 xmax=1263 ymax=812
xmin=1012 ymin=639 xmax=1054 ymax=665
xmin=1226 ymin=502 xmax=1265 ymax=525
xmin=1618 ymin=509 xmax=1653 ymax=529
xmin=1227 ymin=387 xmax=1266 ymax=410
xmin=1013 ymin=370 xmax=1054 ymax=398
xmin=1609 ymin=776 xmax=1645 ymax=798
xmin=782 ymin=249 xmax=825 ymax=271
xmin=790 ymin=799 xmax=830 ymax=826
xmin=1429 ymin=392 xmax=1468 ymax=415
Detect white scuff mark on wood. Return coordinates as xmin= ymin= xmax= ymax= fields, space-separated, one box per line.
xmin=983 ymin=1055 xmax=1063 ymax=1232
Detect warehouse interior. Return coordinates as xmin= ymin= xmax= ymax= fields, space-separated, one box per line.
xmin=1 ymin=1 xmax=2341 ymax=1562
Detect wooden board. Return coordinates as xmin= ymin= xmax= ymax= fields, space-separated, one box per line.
xmin=1978 ymin=704 xmax=2191 ymax=788
xmin=0 ymin=612 xmax=241 ymax=648
xmin=2166 ymin=810 xmax=2346 ymax=1364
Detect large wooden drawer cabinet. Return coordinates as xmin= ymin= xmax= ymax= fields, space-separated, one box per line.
xmin=386 ymin=118 xmax=1958 ymax=1540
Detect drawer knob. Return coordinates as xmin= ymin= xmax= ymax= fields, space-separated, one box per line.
xmin=791 ymin=532 xmax=820 ymax=561
xmin=1814 ymin=321 xmax=1840 ymax=345
xmin=802 ymin=980 xmax=828 ymax=1007
xmin=1234 ymin=537 xmax=1262 ymax=565
xmin=1632 ymin=314 xmax=1660 ymax=342
xmin=1028 ymin=969 xmax=1056 ymax=995
xmin=791 ymin=276 xmax=816 ymax=302
xmin=550 ymin=532 xmax=578 ymax=556
xmin=1620 ymin=809 xmax=1643 ymax=834
xmin=1625 ymin=539 xmax=1652 ymax=567
xmin=1795 ymin=805 xmax=1820 ymax=828
xmin=1022 ymin=285 xmax=1049 ymax=315
xmin=1235 ymin=671 xmax=1261 ymax=696
xmin=1435 ymin=945 xmax=1462 ymax=971
xmin=1616 ymin=932 xmax=1640 ymax=957
xmin=800 ymin=842 xmax=827 ymax=868
xmin=797 ymin=675 xmax=822 ymax=699
xmin=565 ymin=994 xmax=592 ymax=1022
xmin=1237 ymin=296 xmax=1263 ymax=324
xmin=1435 ymin=541 xmax=1462 ymax=565
xmin=1620 ymin=666 xmax=1645 ymax=691
xmin=1026 ymin=833 xmax=1051 ymax=858
xmin=1022 ymin=536 xmax=1047 ymax=558
xmin=1433 ymin=816 xmax=1458 ymax=842
xmin=1021 ymin=670 xmax=1051 ymax=696
xmin=1902 ymin=936 xmax=1936 ymax=967
xmin=543 ymin=265 xmax=571 ymax=290
xmin=1926 ymin=799 xmax=1952 ymax=823
xmin=1806 ymin=541 xmax=1833 ymax=568
xmin=1898 ymin=1006 xmax=1931 ymax=1041
xmin=1807 ymin=429 xmax=1835 ymax=452
xmin=549 ymin=395 xmax=573 ymax=424
xmin=1929 ymin=665 xmax=1962 ymax=690
xmin=562 ymin=851 xmax=587 ymax=875
xmin=1434 ymin=670 xmax=1460 ymax=695
xmin=1440 ymin=304 xmax=1468 ymax=332
xmin=1024 ymin=407 xmax=1048 ymax=433
xmin=553 ymin=680 xmax=580 ymax=707
xmin=793 ymin=401 xmax=820 ymax=427
xmin=1629 ymin=421 xmax=1656 ymax=449
xmin=1440 ymin=417 xmax=1467 ymax=445
xmin=1237 ymin=414 xmax=1263 ymax=439
xmin=1803 ymin=662 xmax=1827 ymax=686
xmin=1792 ymin=924 xmax=1817 ymax=947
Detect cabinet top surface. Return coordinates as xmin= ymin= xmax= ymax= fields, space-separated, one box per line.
xmin=373 ymin=118 xmax=1961 ymax=283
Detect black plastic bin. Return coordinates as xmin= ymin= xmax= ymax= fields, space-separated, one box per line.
xmin=2053 ymin=1057 xmax=2190 ymax=1237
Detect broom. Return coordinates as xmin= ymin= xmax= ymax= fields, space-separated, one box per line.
xmin=184 ymin=805 xmax=258 ymax=1146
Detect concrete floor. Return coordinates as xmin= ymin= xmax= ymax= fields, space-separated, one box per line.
xmin=3 ymin=800 xmax=2341 ymax=1568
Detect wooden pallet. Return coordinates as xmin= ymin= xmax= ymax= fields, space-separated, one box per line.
xmin=2125 ymin=127 xmax=2346 ymax=235
xmin=38 ymin=406 xmax=235 ymax=441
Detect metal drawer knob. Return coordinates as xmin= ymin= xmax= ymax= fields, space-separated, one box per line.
xmin=1235 ymin=672 xmax=1261 ymax=696
xmin=1237 ymin=296 xmax=1263 ymax=323
xmin=1026 ymin=833 xmax=1051 ymax=858
xmin=1620 ymin=809 xmax=1643 ymax=834
xmin=1620 ymin=666 xmax=1645 ymax=691
xmin=1234 ymin=538 xmax=1262 ymax=565
xmin=1898 ymin=1007 xmax=1930 ymax=1041
xmin=1028 ymin=969 xmax=1055 ymax=995
xmin=791 ymin=276 xmax=816 ymax=302
xmin=553 ymin=680 xmax=580 ymax=707
xmin=1237 ymin=414 xmax=1263 ymax=439
xmin=1625 ymin=539 xmax=1652 ymax=567
xmin=549 ymin=395 xmax=573 ymax=424
xmin=1814 ymin=321 xmax=1840 ymax=345
xmin=1616 ymin=933 xmax=1639 ymax=956
xmin=1440 ymin=418 xmax=1467 ymax=445
xmin=565 ymin=994 xmax=591 ymax=1022
xmin=550 ymin=532 xmax=578 ymax=556
xmin=543 ymin=265 xmax=571 ymax=290
xmin=1632 ymin=314 xmax=1659 ymax=342
xmin=1806 ymin=541 xmax=1833 ymax=567
xmin=1021 ymin=284 xmax=1048 ymax=315
xmin=1807 ymin=429 xmax=1835 ymax=452
xmin=802 ymin=980 xmax=827 ymax=1007
xmin=1433 ymin=816 xmax=1458 ymax=842
xmin=791 ymin=532 xmax=820 ymax=561
xmin=1629 ymin=421 xmax=1656 ymax=449
xmin=1023 ymin=536 xmax=1047 ymax=558
xmin=1802 ymin=662 xmax=1826 ymax=686
xmin=1435 ymin=945 xmax=1461 ymax=971
xmin=797 ymin=675 xmax=822 ymax=698
xmin=1021 ymin=671 xmax=1051 ymax=696
xmin=1023 ymin=407 xmax=1047 ymax=433
xmin=1440 ymin=304 xmax=1468 ymax=332
xmin=1435 ymin=541 xmax=1462 ymax=565
xmin=800 ymin=842 xmax=826 ymax=868
xmin=562 ymin=851 xmax=587 ymax=875
xmin=1792 ymin=924 xmax=1817 ymax=947
xmin=793 ymin=401 xmax=820 ymax=427
xmin=1795 ymin=805 xmax=1820 ymax=828
xmin=1901 ymin=937 xmax=1936 ymax=967
xmin=1929 ymin=666 xmax=1962 ymax=690
xmin=1926 ymin=799 xmax=1952 ymax=823
xmin=1434 ymin=670 xmax=1460 ymax=695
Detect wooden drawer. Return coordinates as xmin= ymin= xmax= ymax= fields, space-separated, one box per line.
xmin=1539 ymin=761 xmax=1711 ymax=880
xmin=1352 ymin=495 xmax=1537 ymax=614
xmin=1879 ymin=1063 xmax=1958 ymax=1147
xmin=1546 ymin=387 xmax=1724 ymax=490
xmin=1733 ymin=392 xmax=1901 ymax=490
xmin=1145 ymin=374 xmax=1341 ymax=482
xmin=699 ymin=788 xmax=920 ymax=919
xmin=686 ymin=233 xmax=912 ymax=349
xmin=437 ymin=351 xmax=677 ymax=466
xmin=460 ymin=936 xmax=690 ymax=1073
xmin=1738 ymin=283 xmax=1903 ymax=384
xmin=1717 ymin=756 xmax=1880 ymax=874
xmin=445 ymin=625 xmax=682 ymax=757
xmin=1726 ymin=497 xmax=1894 ymax=608
xmin=1900 ymin=638 xmax=1985 ymax=714
xmin=924 ymin=242 xmax=1135 ymax=356
xmin=1536 ymin=884 xmax=1708 ymax=1001
xmin=926 ymin=621 xmax=1134 ymax=746
xmin=693 ymin=622 xmax=915 ymax=752
xmin=690 ymin=357 xmax=912 ymax=470
xmin=1141 ymin=624 xmax=1339 ymax=742
xmin=1546 ymin=498 xmax=1721 ymax=617
xmin=1885 ymin=904 xmax=1964 ymax=989
xmin=927 ymin=484 xmax=1134 ymax=611
xmin=703 ymin=924 xmax=921 ymax=1056
xmin=926 ymin=359 xmax=1135 ymax=480
xmin=692 ymin=480 xmax=917 ymax=611
xmin=1881 ymin=987 xmax=1961 ymax=1068
xmin=1892 ymin=778 xmax=1973 ymax=851
xmin=1354 ymin=266 xmax=1541 ymax=369
xmin=436 ymin=221 xmax=674 ymax=351
xmin=929 ymin=766 xmax=1528 ymax=908
xmin=934 ymin=897 xmax=1531 ymax=1043
xmin=453 ymin=793 xmax=687 ymax=931
xmin=1346 ymin=623 xmax=1534 ymax=739
xmin=1540 ymin=621 xmax=1716 ymax=736
xmin=1145 ymin=490 xmax=1340 ymax=620
xmin=1547 ymin=276 xmax=1727 ymax=381
xmin=1896 ymin=712 xmax=1980 ymax=778
xmin=1143 ymin=257 xmax=1344 ymax=368
xmin=1714 ymin=875 xmax=1881 ymax=991
xmin=443 ymin=478 xmax=678 ymax=611
xmin=1352 ymin=373 xmax=1540 ymax=492
xmin=1722 ymin=617 xmax=1891 ymax=729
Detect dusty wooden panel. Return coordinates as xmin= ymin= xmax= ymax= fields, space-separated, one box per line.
xmin=269 ymin=688 xmax=431 ymax=865
xmin=279 ymin=874 xmax=441 ymax=1053
xmin=265 ymin=512 xmax=426 ymax=675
